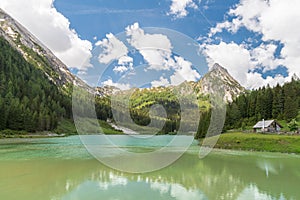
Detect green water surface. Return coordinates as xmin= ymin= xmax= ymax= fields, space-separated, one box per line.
xmin=0 ymin=136 xmax=299 ymax=200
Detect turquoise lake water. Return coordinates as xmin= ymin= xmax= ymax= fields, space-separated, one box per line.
xmin=0 ymin=135 xmax=299 ymax=200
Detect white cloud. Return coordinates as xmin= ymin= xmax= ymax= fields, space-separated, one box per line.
xmin=258 ymin=0 xmax=300 ymax=77
xmin=209 ymin=0 xmax=268 ymax=36
xmin=96 ymin=33 xmax=133 ymax=74
xmin=0 ymin=0 xmax=92 ymax=71
xmin=202 ymin=41 xmax=290 ymax=89
xmin=202 ymin=42 xmax=251 ymax=86
xmin=102 ymin=79 xmax=131 ymax=91
xmin=98 ymin=23 xmax=201 ymax=88
xmin=168 ymin=0 xmax=198 ymax=18
xmin=113 ymin=55 xmax=133 ymax=73
xmin=118 ymin=55 xmax=133 ymax=65
xmin=126 ymin=23 xmax=200 ymax=86
xmin=96 ymin=33 xmax=129 ymax=64
xmin=206 ymin=0 xmax=300 ymax=88
xmin=250 ymin=43 xmax=283 ymax=72
xmin=113 ymin=65 xmax=129 ymax=73
xmin=126 ymin=22 xmax=173 ymax=71
xmin=151 ymin=76 xmax=170 ymax=87
xmin=170 ymin=56 xmax=201 ymax=85
xmin=246 ymin=73 xmax=287 ymax=89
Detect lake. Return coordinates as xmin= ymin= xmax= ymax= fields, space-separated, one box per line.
xmin=0 ymin=135 xmax=299 ymax=200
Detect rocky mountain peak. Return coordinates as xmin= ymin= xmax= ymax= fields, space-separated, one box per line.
xmin=199 ymin=63 xmax=245 ymax=102
xmin=0 ymin=9 xmax=90 ymax=93
xmin=211 ymin=63 xmax=228 ymax=73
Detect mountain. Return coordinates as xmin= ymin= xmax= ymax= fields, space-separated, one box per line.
xmin=99 ymin=63 xmax=245 ymax=103
xmin=95 ymin=64 xmax=245 ymax=135
xmin=0 ymin=8 xmax=89 ymax=93
xmin=95 ymin=85 xmax=121 ymax=97
xmin=195 ymin=63 xmax=245 ymax=102
xmin=0 ymin=8 xmax=245 ymax=135
xmin=0 ymin=9 xmax=86 ymax=133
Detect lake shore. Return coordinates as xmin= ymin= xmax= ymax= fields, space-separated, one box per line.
xmin=2 ymin=130 xmax=300 ymax=155
xmin=200 ymin=132 xmax=300 ymax=154
xmin=0 ymin=132 xmax=66 ymax=139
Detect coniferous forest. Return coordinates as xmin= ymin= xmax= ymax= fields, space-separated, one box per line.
xmin=224 ymin=78 xmax=300 ymax=131
xmin=0 ymin=37 xmax=72 ymax=132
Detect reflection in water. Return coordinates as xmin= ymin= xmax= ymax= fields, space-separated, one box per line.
xmin=257 ymin=161 xmax=279 ymax=178
xmin=237 ymin=185 xmax=276 ymax=200
xmin=0 ymin=136 xmax=300 ymax=200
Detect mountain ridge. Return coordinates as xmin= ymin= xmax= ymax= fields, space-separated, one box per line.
xmin=0 ymin=9 xmax=245 ymax=102
xmin=98 ymin=63 xmax=245 ymax=102
xmin=0 ymin=8 xmax=89 ymax=93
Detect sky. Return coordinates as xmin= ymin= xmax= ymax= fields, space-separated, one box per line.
xmin=0 ymin=0 xmax=299 ymax=89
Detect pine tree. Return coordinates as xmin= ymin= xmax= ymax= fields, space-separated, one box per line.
xmin=285 ymin=96 xmax=298 ymax=121
xmin=196 ymin=110 xmax=211 ymax=139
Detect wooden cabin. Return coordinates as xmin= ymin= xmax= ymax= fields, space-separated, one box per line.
xmin=253 ymin=120 xmax=283 ymax=133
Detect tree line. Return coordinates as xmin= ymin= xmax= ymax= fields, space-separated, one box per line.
xmin=0 ymin=37 xmax=72 ymax=132
xmin=224 ymin=77 xmax=300 ymax=131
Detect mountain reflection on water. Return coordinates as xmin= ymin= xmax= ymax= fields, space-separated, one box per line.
xmin=0 ymin=136 xmax=299 ymax=200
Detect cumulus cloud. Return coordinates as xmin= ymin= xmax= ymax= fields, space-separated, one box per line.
xmin=96 ymin=33 xmax=128 ymax=64
xmin=0 ymin=0 xmax=92 ymax=71
xmin=96 ymin=33 xmax=133 ymax=74
xmin=170 ymin=56 xmax=201 ymax=85
xmin=246 ymin=73 xmax=287 ymax=89
xmin=209 ymin=0 xmax=269 ymax=36
xmin=202 ymin=41 xmax=289 ymax=89
xmin=205 ymin=0 xmax=300 ymax=88
xmin=168 ymin=0 xmax=198 ymax=18
xmin=126 ymin=22 xmax=173 ymax=71
xmin=202 ymin=42 xmax=251 ymax=86
xmin=113 ymin=65 xmax=129 ymax=73
xmin=99 ymin=22 xmax=201 ymax=89
xmin=250 ymin=43 xmax=283 ymax=72
xmin=102 ymin=79 xmax=131 ymax=91
xmin=126 ymin=22 xmax=201 ymax=86
xmin=151 ymin=76 xmax=170 ymax=87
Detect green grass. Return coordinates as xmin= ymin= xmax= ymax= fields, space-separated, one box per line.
xmin=54 ymin=119 xmax=77 ymax=135
xmin=55 ymin=118 xmax=123 ymax=135
xmin=98 ymin=120 xmax=123 ymax=135
xmin=0 ymin=119 xmax=123 ymax=138
xmin=200 ymin=132 xmax=300 ymax=154
xmin=277 ymin=120 xmax=290 ymax=132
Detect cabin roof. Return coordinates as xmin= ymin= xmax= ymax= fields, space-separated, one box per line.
xmin=253 ymin=120 xmax=282 ymax=129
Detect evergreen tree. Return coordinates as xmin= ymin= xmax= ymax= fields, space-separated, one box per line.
xmin=0 ymin=36 xmax=72 ymax=132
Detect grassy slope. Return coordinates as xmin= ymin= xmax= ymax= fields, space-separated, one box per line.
xmin=54 ymin=119 xmax=123 ymax=135
xmin=201 ymin=132 xmax=300 ymax=154
xmin=0 ymin=119 xmax=123 ymax=138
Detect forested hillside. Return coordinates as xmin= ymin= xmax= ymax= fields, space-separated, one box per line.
xmin=225 ymin=77 xmax=300 ymax=131
xmin=0 ymin=36 xmax=72 ymax=132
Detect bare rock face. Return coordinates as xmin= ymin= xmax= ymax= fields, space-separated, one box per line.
xmin=195 ymin=63 xmax=245 ymax=102
xmin=176 ymin=63 xmax=245 ymax=102
xmin=0 ymin=8 xmax=89 ymax=93
xmin=95 ymin=86 xmax=122 ymax=97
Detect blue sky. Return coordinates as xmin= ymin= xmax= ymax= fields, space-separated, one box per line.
xmin=53 ymin=0 xmax=237 ymax=42
xmin=1 ymin=0 xmax=299 ymax=89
